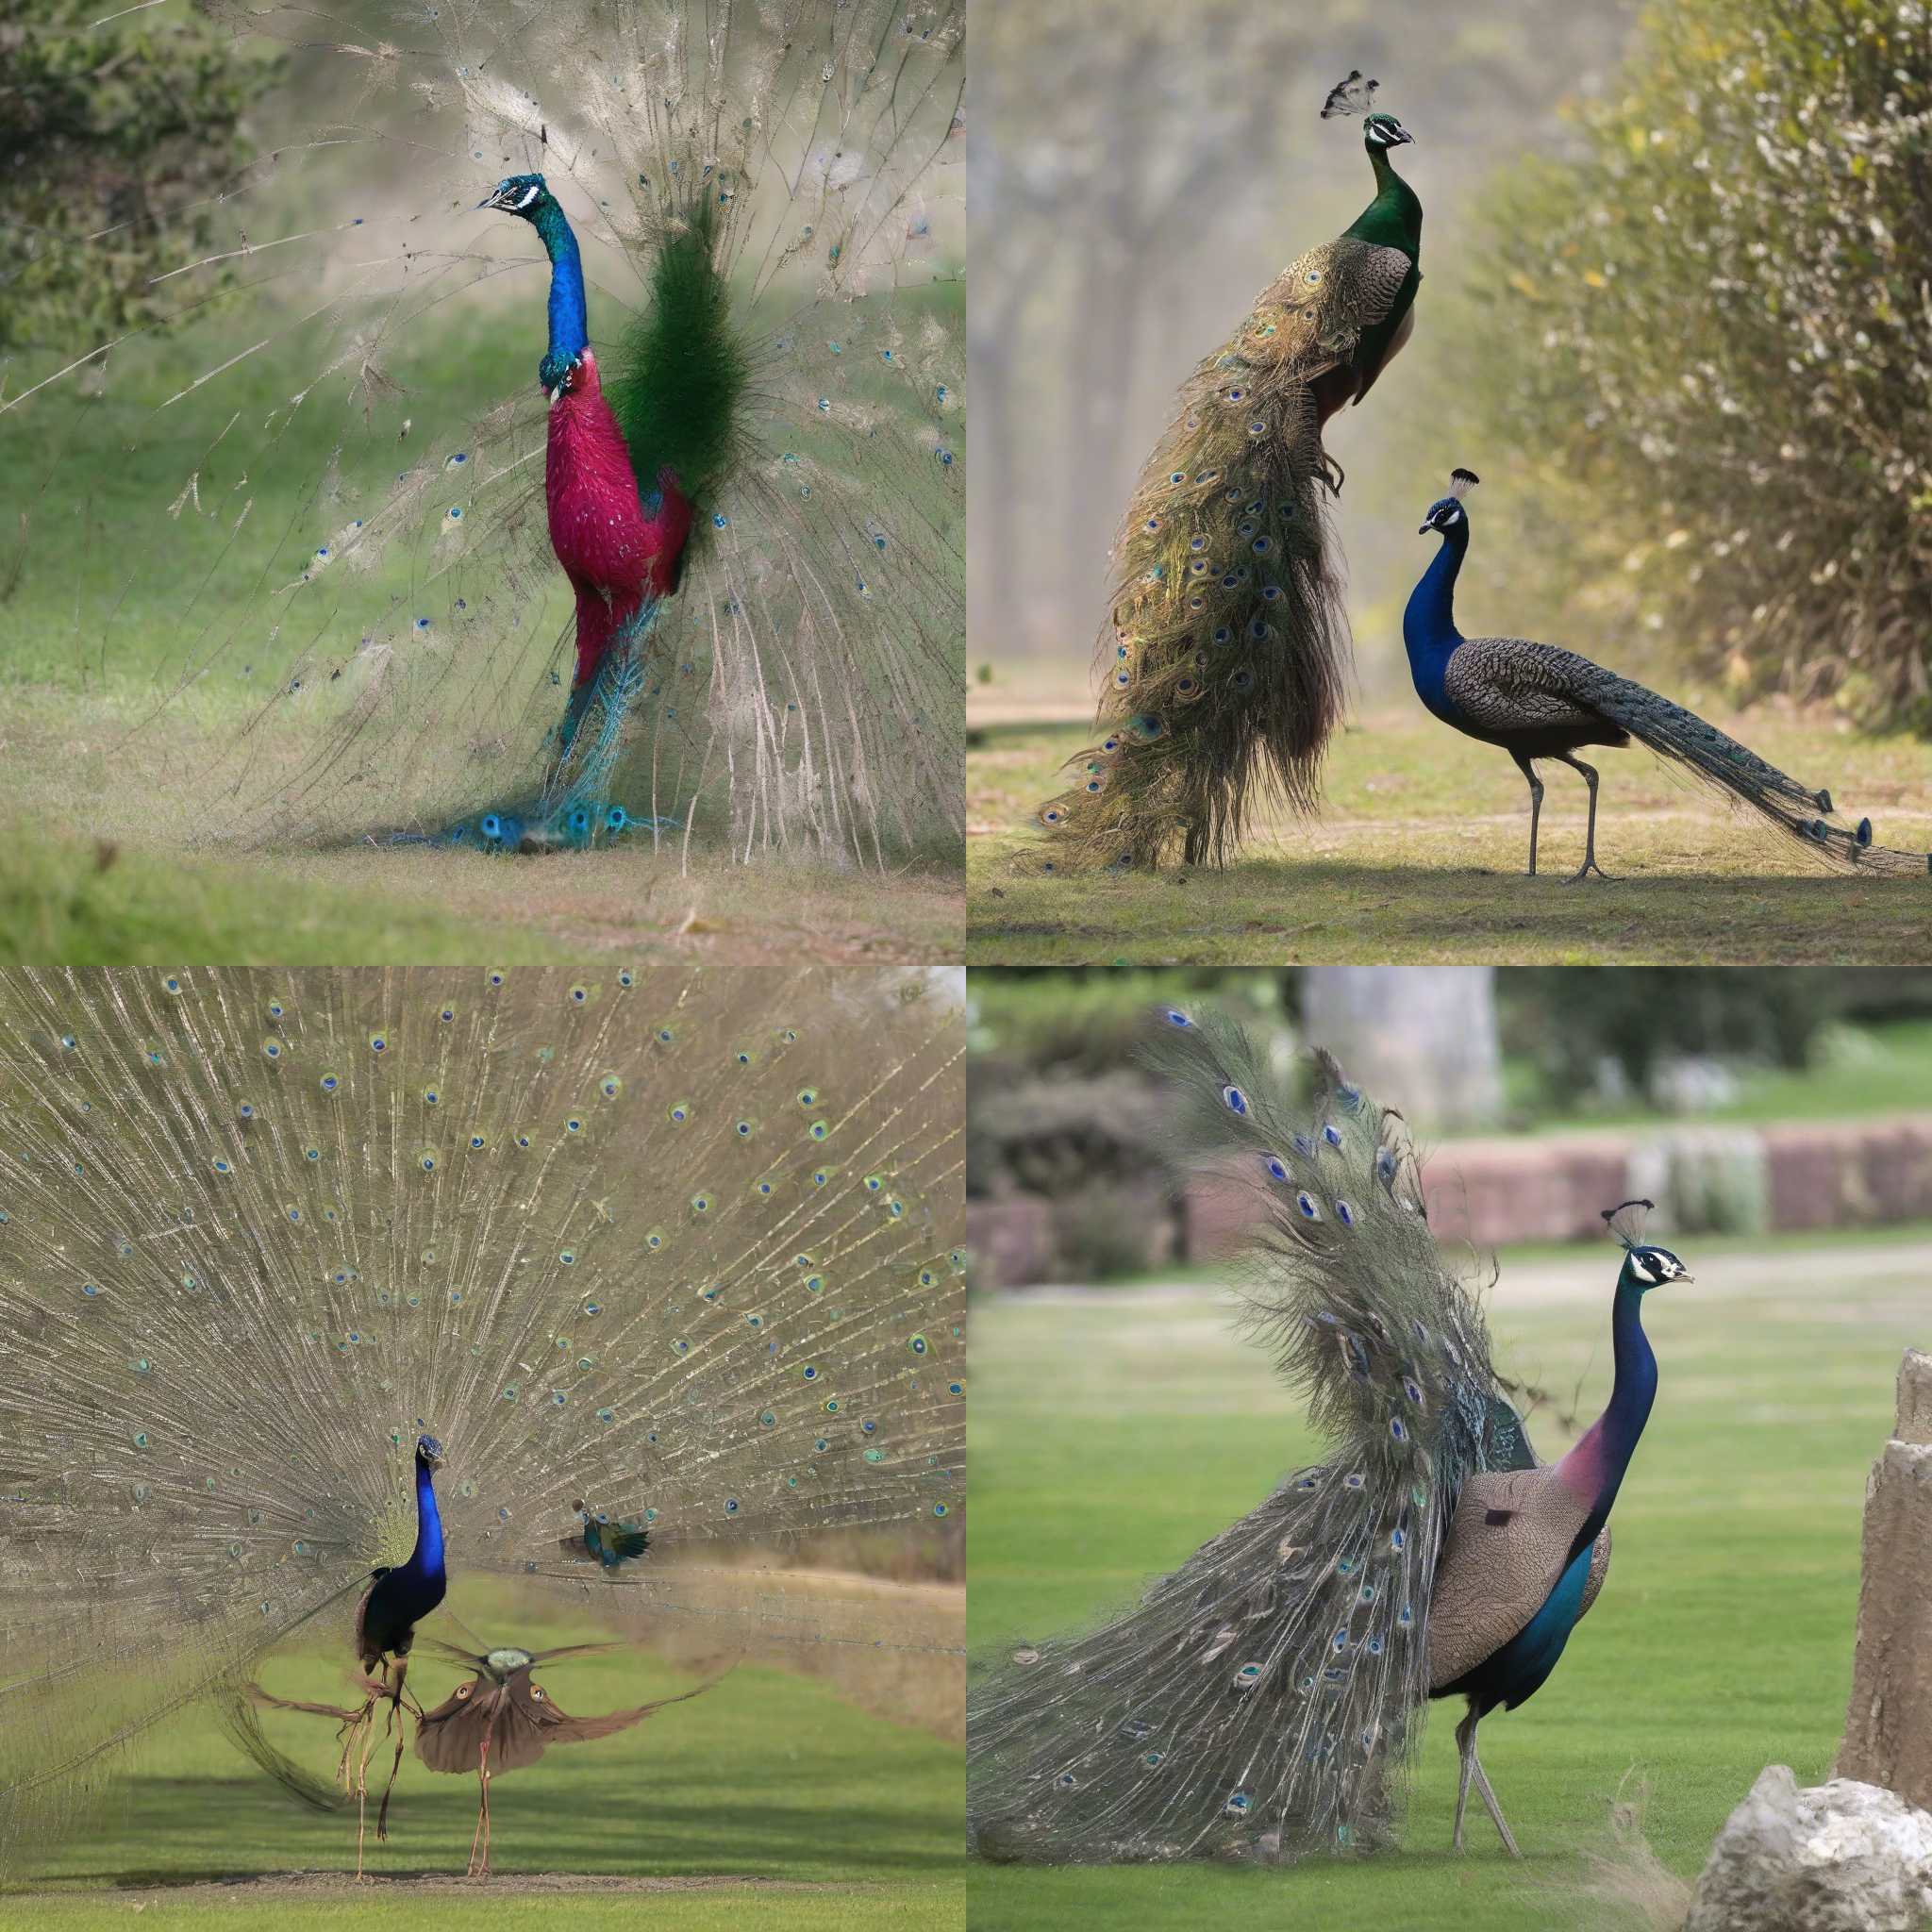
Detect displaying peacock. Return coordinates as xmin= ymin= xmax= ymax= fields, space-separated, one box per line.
xmin=1033 ymin=72 xmax=1422 ymax=871
xmin=967 ymin=1008 xmax=1676 ymax=1863
xmin=1407 ymin=472 xmax=1932 ymax=878
xmin=0 ymin=966 xmax=965 ymax=1874
xmin=18 ymin=0 xmax=964 ymax=868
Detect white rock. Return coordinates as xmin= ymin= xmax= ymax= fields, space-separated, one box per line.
xmin=1685 ymin=1765 xmax=1932 ymax=1932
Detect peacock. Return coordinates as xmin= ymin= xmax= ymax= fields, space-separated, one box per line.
xmin=1033 ymin=72 xmax=1422 ymax=872
xmin=23 ymin=0 xmax=965 ymax=869
xmin=0 ymin=966 xmax=965 ymax=1876
xmin=1407 ymin=472 xmax=1932 ymax=878
xmin=967 ymin=1007 xmax=1679 ymax=1864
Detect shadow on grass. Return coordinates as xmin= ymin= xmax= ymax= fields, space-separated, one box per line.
xmin=969 ymin=849 xmax=1932 ymax=965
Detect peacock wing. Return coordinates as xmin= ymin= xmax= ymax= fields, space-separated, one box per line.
xmin=1424 ymin=1466 xmax=1596 ymax=1693
xmin=1443 ymin=637 xmax=1620 ymax=736
xmin=1245 ymin=239 xmax=1415 ymax=372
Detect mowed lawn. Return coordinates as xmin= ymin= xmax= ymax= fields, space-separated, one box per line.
xmin=967 ymin=1226 xmax=1932 ymax=1932
xmin=0 ymin=1584 xmax=965 ymax=1932
xmin=967 ymin=704 xmax=1932 ymax=965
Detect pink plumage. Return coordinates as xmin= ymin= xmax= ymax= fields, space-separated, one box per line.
xmin=544 ymin=348 xmax=694 ymax=690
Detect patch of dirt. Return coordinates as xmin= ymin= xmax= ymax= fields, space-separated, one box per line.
xmin=92 ymin=1872 xmax=850 ymax=1901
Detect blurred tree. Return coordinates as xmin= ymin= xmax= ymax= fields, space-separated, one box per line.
xmin=0 ymin=0 xmax=275 ymax=357
xmin=1501 ymin=966 xmax=1842 ymax=1096
xmin=1461 ymin=0 xmax=1932 ymax=729
xmin=1303 ymin=967 xmax=1502 ymax=1129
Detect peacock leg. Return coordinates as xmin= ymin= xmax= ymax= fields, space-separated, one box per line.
xmin=1453 ymin=1704 xmax=1521 ymax=1857
xmin=1509 ymin=751 xmax=1544 ymax=876
xmin=468 ymin=1737 xmax=493 ymax=1878
xmin=1468 ymin=1745 xmax=1523 ymax=1858
xmin=1451 ymin=1706 xmax=1478 ymax=1852
xmin=375 ymin=1654 xmax=411 ymax=1842
xmin=1555 ymin=754 xmax=1610 ymax=881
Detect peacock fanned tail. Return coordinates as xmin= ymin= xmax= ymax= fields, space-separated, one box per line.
xmin=110 ymin=0 xmax=964 ymax=868
xmin=0 ymin=967 xmax=964 ymax=1865
xmin=1034 ymin=238 xmax=1412 ymax=872
xmin=967 ymin=1008 xmax=1528 ymax=1864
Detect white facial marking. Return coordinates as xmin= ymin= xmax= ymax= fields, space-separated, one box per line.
xmin=1629 ymin=1253 xmax=1659 ymax=1285
xmin=514 ymin=183 xmax=541 ymax=210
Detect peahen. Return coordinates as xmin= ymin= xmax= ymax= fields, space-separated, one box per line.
xmin=967 ymin=1008 xmax=1678 ymax=1864
xmin=1407 ymin=471 xmax=1932 ymax=879
xmin=1034 ymin=72 xmax=1422 ymax=871
xmin=36 ymin=0 xmax=966 ymax=868
xmin=255 ymin=1637 xmax=722 ymax=1876
xmin=0 ymin=966 xmax=965 ymax=1874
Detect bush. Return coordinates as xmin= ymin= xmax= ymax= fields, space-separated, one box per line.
xmin=1461 ymin=0 xmax=1932 ymax=729
xmin=0 ymin=2 xmax=275 ymax=356
xmin=1502 ymin=966 xmax=1843 ymax=1096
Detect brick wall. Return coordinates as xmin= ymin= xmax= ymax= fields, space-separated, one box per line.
xmin=971 ymin=1113 xmax=1932 ymax=1288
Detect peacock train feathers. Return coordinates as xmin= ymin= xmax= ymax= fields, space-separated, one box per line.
xmin=25 ymin=0 xmax=964 ymax=869
xmin=967 ymin=1008 xmax=1533 ymax=1864
xmin=0 ymin=966 xmax=965 ymax=1867
xmin=1032 ymin=75 xmax=1422 ymax=872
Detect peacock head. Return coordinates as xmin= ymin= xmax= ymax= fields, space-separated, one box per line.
xmin=416 ymin=1433 xmax=446 ymax=1471
xmin=1362 ymin=111 xmax=1415 ymax=151
xmin=1602 ymin=1199 xmax=1692 ymax=1291
xmin=478 ymin=174 xmax=553 ymax=220
xmin=1419 ymin=467 xmax=1479 ymax=537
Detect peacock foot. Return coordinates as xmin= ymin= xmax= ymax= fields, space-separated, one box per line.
xmin=1564 ymin=859 xmax=1611 ymax=883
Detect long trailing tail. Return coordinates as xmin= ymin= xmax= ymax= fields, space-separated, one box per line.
xmin=968 ymin=1008 xmax=1524 ymax=1865
xmin=1568 ymin=656 xmax=1930 ymax=876
xmin=1032 ymin=341 xmax=1351 ymax=872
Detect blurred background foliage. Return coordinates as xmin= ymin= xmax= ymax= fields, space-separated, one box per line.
xmin=0 ymin=1 xmax=277 ymax=356
xmin=968 ymin=967 xmax=1932 ymax=1280
xmin=1457 ymin=0 xmax=1932 ymax=731
xmin=974 ymin=0 xmax=1930 ymax=735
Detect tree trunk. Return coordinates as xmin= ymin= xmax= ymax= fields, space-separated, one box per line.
xmin=1300 ymin=968 xmax=1503 ymax=1132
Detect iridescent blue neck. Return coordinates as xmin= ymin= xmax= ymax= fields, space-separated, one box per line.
xmin=1405 ymin=524 xmax=1465 ymax=657
xmin=403 ymin=1453 xmax=446 ymax=1589
xmin=531 ymin=197 xmax=589 ymax=373
xmin=1568 ymin=1274 xmax=1658 ymax=1554
xmin=1601 ymin=1273 xmax=1660 ymax=1472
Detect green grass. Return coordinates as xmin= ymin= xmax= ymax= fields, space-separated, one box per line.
xmin=1 ymin=1585 xmax=964 ymax=1931
xmin=966 ymin=1228 xmax=1929 ymax=1930
xmin=967 ymin=708 xmax=1932 ymax=964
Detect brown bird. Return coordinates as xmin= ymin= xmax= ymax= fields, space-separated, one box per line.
xmin=413 ymin=1641 xmax=724 ymax=1877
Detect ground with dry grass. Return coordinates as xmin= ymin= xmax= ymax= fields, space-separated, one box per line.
xmin=967 ymin=678 xmax=1932 ymax=965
